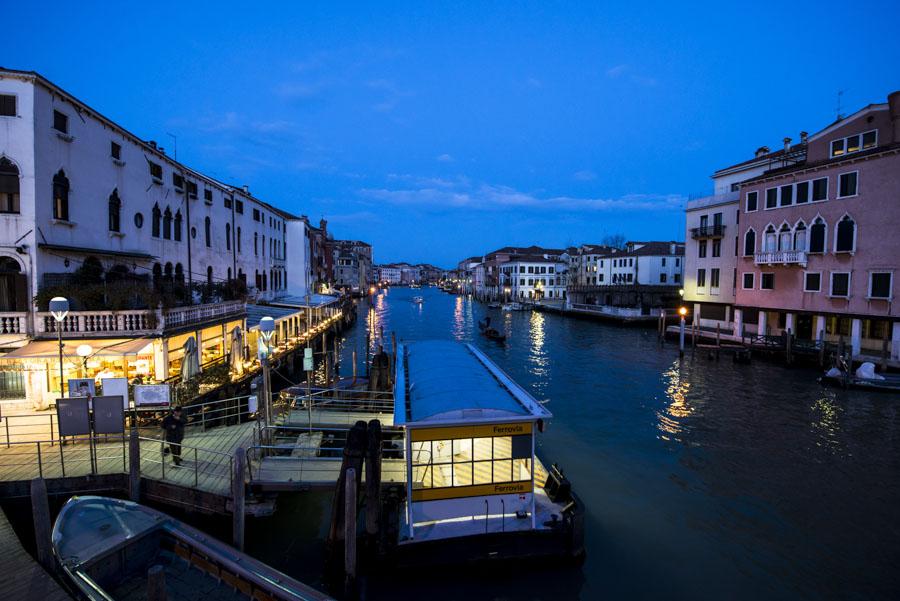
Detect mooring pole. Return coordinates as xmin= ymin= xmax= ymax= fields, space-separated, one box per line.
xmin=129 ymin=428 xmax=141 ymax=502
xmin=352 ymin=350 xmax=358 ymax=385
xmin=786 ymin=328 xmax=793 ymax=365
xmin=679 ymin=315 xmax=685 ymax=358
xmin=147 ymin=564 xmax=167 ymax=601
xmin=344 ymin=467 xmax=357 ymax=599
xmin=30 ymin=478 xmax=53 ymax=572
xmin=365 ymin=420 xmax=382 ymax=539
xmin=716 ymin=324 xmax=721 ymax=361
xmin=232 ymin=446 xmax=246 ymax=551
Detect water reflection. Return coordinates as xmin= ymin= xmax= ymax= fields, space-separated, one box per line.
xmin=657 ymin=362 xmax=693 ymax=441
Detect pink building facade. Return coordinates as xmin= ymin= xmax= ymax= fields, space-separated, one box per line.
xmin=734 ymin=91 xmax=900 ymax=360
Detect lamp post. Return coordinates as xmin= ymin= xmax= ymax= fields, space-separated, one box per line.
xmin=678 ymin=306 xmax=688 ymax=357
xmin=76 ymin=344 xmax=93 ymax=378
xmin=258 ymin=317 xmax=275 ymax=429
xmin=49 ymin=297 xmax=69 ymax=398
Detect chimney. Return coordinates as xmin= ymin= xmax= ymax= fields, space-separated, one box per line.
xmin=159 ymin=147 xmax=166 ymax=155
xmin=242 ymin=185 xmax=249 ymax=194
xmin=799 ymin=131 xmax=808 ymax=143
xmin=889 ymin=90 xmax=900 ymax=143
xmin=148 ymin=140 xmax=157 ymax=149
xmin=755 ymin=146 xmax=770 ymax=158
xmin=670 ymin=242 xmax=676 ymax=254
xmin=783 ymin=137 xmax=792 ymax=152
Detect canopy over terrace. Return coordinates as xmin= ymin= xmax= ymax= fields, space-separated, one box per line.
xmin=394 ymin=340 xmax=552 ymax=541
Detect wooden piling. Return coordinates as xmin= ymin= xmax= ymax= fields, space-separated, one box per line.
xmin=881 ymin=336 xmax=889 ymax=371
xmin=334 ymin=335 xmax=340 ymax=385
xmin=352 ymin=350 xmax=358 ymax=385
xmin=232 ymin=447 xmax=246 ymax=551
xmin=147 ymin=564 xmax=167 ymax=601
xmin=715 ymin=324 xmax=721 ymax=361
xmin=30 ymin=478 xmax=53 ymax=572
xmin=129 ymin=428 xmax=141 ymax=502
xmin=324 ymin=330 xmax=331 ymax=385
xmin=818 ymin=332 xmax=826 ymax=367
xmin=786 ymin=328 xmax=793 ymax=366
xmin=365 ymin=420 xmax=382 ymax=538
xmin=344 ymin=467 xmax=357 ymax=599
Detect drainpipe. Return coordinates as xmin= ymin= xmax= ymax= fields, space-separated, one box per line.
xmin=183 ymin=168 xmax=193 ymax=304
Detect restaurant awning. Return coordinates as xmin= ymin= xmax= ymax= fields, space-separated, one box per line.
xmin=38 ymin=243 xmax=156 ymax=261
xmin=0 ymin=338 xmax=154 ymax=360
xmin=269 ymin=294 xmax=341 ymax=309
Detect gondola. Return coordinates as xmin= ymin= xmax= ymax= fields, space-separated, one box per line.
xmin=52 ymin=496 xmax=331 ymax=601
xmin=478 ymin=317 xmax=506 ymax=343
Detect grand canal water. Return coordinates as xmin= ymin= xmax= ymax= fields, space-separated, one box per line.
xmin=248 ymin=286 xmax=900 ymax=600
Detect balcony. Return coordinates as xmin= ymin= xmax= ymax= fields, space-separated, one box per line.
xmin=754 ymin=250 xmax=807 ymax=267
xmin=0 ymin=312 xmax=27 ymax=335
xmin=690 ymin=225 xmax=726 ymax=239
xmin=34 ymin=300 xmax=246 ymax=339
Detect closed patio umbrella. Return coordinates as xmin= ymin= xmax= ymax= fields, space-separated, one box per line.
xmin=230 ymin=326 xmax=244 ymax=376
xmin=181 ymin=336 xmax=200 ymax=383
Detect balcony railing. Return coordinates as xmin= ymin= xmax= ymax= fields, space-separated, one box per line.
xmin=690 ymin=225 xmax=726 ymax=239
xmin=754 ymin=250 xmax=807 ymax=266
xmin=0 ymin=312 xmax=27 ymax=335
xmin=35 ymin=300 xmax=246 ymax=339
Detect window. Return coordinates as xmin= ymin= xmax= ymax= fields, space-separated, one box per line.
xmin=764 ymin=225 xmax=777 ymax=253
xmin=149 ymin=161 xmax=163 ymax=182
xmin=746 ymin=191 xmax=758 ymax=212
xmin=742 ymin=273 xmax=754 ymax=289
xmin=698 ymin=240 xmax=707 ymax=258
xmin=162 ymin=207 xmax=172 ymax=239
xmin=765 ymin=188 xmax=778 ymax=209
xmin=869 ymin=272 xmax=892 ymax=299
xmin=111 ymin=141 xmax=121 ymax=160
xmin=835 ymin=215 xmax=856 ymax=253
xmin=812 ymin=177 xmax=828 ymax=202
xmin=52 ymin=170 xmax=69 ymax=221
xmin=804 ymin=272 xmax=821 ymax=292
xmin=712 ymin=239 xmax=721 ymax=258
xmin=226 ymin=223 xmax=231 ymax=250
xmin=134 ymin=212 xmax=143 ymax=228
xmin=795 ymin=181 xmax=809 ymax=204
xmin=172 ymin=173 xmax=184 ymax=191
xmin=675 ymin=258 xmax=680 ymax=267
xmin=660 ymin=273 xmax=667 ymax=283
xmin=697 ymin=268 xmax=706 ymax=288
xmin=152 ymin=204 xmax=161 ymax=237
xmin=831 ymin=130 xmax=877 ymax=157
xmin=204 ymin=189 xmax=213 ymax=203
xmin=237 ymin=227 xmax=242 ymax=252
xmin=830 ymin=272 xmax=850 ymax=297
xmin=0 ymin=157 xmax=20 ymax=213
xmin=174 ymin=210 xmax=182 ymax=241
xmin=673 ymin=273 xmax=680 ymax=283
xmin=838 ymin=172 xmax=858 ymax=198
xmin=710 ymin=268 xmax=720 ymax=289
xmin=108 ymin=189 xmax=121 ymax=232
xmin=53 ymin=110 xmax=68 ymax=133
xmin=186 ymin=181 xmax=198 ymax=199
xmin=743 ymin=229 xmax=756 ymax=256
xmin=224 ymin=196 xmax=232 ymax=209
xmin=204 ymin=217 xmax=211 ymax=247
xmin=760 ymin=273 xmax=774 ymax=290
xmin=794 ymin=222 xmax=807 ymax=251
xmin=809 ymin=218 xmax=826 ymax=253
xmin=235 ymin=200 xmax=244 ymax=214
xmin=779 ymin=184 xmax=793 ymax=207
xmin=778 ymin=223 xmax=792 ymax=251
xmin=661 ymin=257 xmax=666 ymax=266
xmin=253 ymin=208 xmax=260 ymax=221
xmin=0 ymin=94 xmax=15 ymax=116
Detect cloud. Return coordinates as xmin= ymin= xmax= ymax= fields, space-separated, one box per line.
xmin=359 ymin=176 xmax=684 ymax=214
xmin=436 ymin=153 xmax=454 ymax=163
xmin=606 ymin=64 xmax=629 ymax=78
xmin=605 ymin=64 xmax=657 ymax=86
xmin=573 ymin=170 xmax=597 ymax=181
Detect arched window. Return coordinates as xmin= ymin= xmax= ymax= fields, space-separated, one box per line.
xmin=204 ymin=217 xmax=211 ymax=247
xmin=238 ymin=269 xmax=245 ymax=284
xmin=254 ymin=232 xmax=258 ymax=255
xmin=263 ymin=272 xmax=268 ymax=291
xmin=174 ymin=262 xmax=184 ymax=284
xmin=164 ymin=262 xmax=173 ymax=283
xmin=207 ymin=266 xmax=213 ymax=285
xmin=226 ymin=223 xmax=231 ymax=250
xmin=227 ymin=267 xmax=232 ymax=281
xmin=108 ymin=189 xmax=121 ymax=232
xmin=809 ymin=217 xmax=826 ymax=253
xmin=152 ymin=204 xmax=161 ymax=237
xmin=174 ymin=210 xmax=182 ymax=241
xmin=764 ymin=224 xmax=777 ymax=253
xmin=743 ymin=228 xmax=756 ymax=257
xmin=52 ymin=169 xmax=69 ymax=221
xmin=835 ymin=215 xmax=856 ymax=253
xmin=162 ymin=207 xmax=172 ymax=239
xmin=255 ymin=270 xmax=260 ymax=289
xmin=0 ymin=157 xmax=20 ymax=213
xmin=237 ymin=227 xmax=242 ymax=253
xmin=778 ymin=223 xmax=792 ymax=251
xmin=793 ymin=221 xmax=807 ymax=252
xmin=0 ymin=256 xmax=26 ymax=311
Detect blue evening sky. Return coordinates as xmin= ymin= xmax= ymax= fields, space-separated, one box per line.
xmin=3 ymin=1 xmax=898 ymax=266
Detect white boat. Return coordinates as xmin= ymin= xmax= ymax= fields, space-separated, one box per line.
xmin=502 ymin=302 xmax=524 ymax=311
xmin=412 ymin=295 xmax=424 ymax=304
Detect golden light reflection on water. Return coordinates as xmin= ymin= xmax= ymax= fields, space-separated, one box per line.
xmin=810 ymin=394 xmax=843 ymax=451
xmin=452 ymin=295 xmax=465 ymax=340
xmin=657 ymin=362 xmax=693 ymax=440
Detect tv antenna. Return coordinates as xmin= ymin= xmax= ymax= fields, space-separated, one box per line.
xmin=835 ymin=89 xmax=847 ymax=121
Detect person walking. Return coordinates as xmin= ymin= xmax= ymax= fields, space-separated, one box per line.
xmin=161 ymin=406 xmax=185 ymax=467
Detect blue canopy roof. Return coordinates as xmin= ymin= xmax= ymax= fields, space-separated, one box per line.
xmin=395 ymin=340 xmax=551 ymax=426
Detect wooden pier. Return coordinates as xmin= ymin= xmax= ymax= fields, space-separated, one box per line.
xmin=0 ymin=508 xmax=73 ymax=600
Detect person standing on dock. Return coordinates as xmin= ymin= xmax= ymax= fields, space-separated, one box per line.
xmin=161 ymin=406 xmax=185 ymax=467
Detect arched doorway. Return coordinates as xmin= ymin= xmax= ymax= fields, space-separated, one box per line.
xmin=0 ymin=256 xmax=27 ymax=311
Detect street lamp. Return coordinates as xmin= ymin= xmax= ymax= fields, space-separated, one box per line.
xmin=258 ymin=317 xmax=275 ymax=428
xmin=678 ymin=306 xmax=688 ymax=357
xmin=49 ymin=297 xmax=69 ymax=397
xmin=76 ymin=344 xmax=93 ymax=377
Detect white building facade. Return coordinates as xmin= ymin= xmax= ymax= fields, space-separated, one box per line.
xmin=500 ymin=255 xmax=568 ymax=301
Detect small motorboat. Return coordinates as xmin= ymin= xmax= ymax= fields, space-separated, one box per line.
xmin=819 ymin=361 xmax=900 ymax=392
xmin=487 ymin=302 xmax=501 ymax=309
xmin=52 ymin=496 xmax=331 ymax=601
xmin=501 ymin=302 xmax=524 ymax=312
xmin=412 ymin=295 xmax=424 ymax=304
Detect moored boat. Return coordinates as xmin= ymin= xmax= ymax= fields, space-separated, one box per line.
xmin=819 ymin=362 xmax=900 ymax=392
xmin=52 ymin=496 xmax=331 ymax=601
xmin=412 ymin=295 xmax=424 ymax=304
xmin=501 ymin=302 xmax=524 ymax=311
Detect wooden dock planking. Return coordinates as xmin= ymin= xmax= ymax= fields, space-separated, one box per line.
xmin=0 ymin=508 xmax=74 ymax=600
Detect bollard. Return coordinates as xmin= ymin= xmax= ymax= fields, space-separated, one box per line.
xmin=30 ymin=478 xmax=54 ymax=572
xmin=129 ymin=428 xmax=141 ymax=502
xmin=344 ymin=467 xmax=357 ymax=598
xmin=147 ymin=564 xmax=167 ymax=601
xmin=232 ymin=447 xmax=246 ymax=551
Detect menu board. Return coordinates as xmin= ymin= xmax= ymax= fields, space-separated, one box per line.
xmin=134 ymin=384 xmax=171 ymax=407
xmin=101 ymin=378 xmax=130 ymax=410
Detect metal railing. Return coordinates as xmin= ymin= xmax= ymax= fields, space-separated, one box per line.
xmin=1 ymin=412 xmax=59 ymax=447
xmin=139 ymin=435 xmax=235 ymax=490
xmin=0 ymin=435 xmax=127 ymax=480
xmin=690 ymin=224 xmax=726 ymax=239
